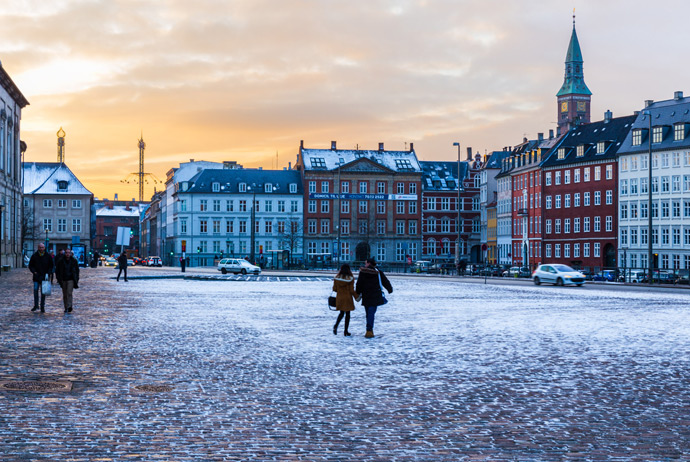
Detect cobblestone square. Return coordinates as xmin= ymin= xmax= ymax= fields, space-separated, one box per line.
xmin=1 ymin=268 xmax=690 ymax=461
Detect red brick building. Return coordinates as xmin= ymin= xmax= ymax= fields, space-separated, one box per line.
xmin=296 ymin=141 xmax=422 ymax=266
xmin=541 ymin=113 xmax=634 ymax=272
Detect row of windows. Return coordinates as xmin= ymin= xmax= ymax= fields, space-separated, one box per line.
xmin=305 ymin=241 xmax=419 ymax=263
xmin=42 ymin=199 xmax=83 ymax=209
xmin=513 ymin=216 xmax=542 ymax=236
xmin=514 ymin=193 xmax=542 ymax=211
xmin=308 ymin=200 xmax=418 ymax=215
xmin=620 ymin=151 xmax=690 ymax=171
xmin=424 ymin=197 xmax=480 ymax=211
xmin=510 ymin=171 xmax=542 ymax=191
xmin=622 ymin=253 xmax=690 ymax=271
xmin=631 ymin=125 xmax=688 ymax=146
xmin=42 ymin=218 xmax=82 ymax=233
xmin=620 ymin=175 xmax=690 ymax=195
xmin=190 ymin=240 xmax=282 ymax=255
xmin=545 ymin=242 xmax=601 ymax=259
xmin=180 ymin=199 xmax=300 ymax=213
xmin=620 ymin=200 xmax=690 ymax=220
xmin=545 ymin=165 xmax=613 ymax=186
xmin=620 ymin=226 xmax=690 ymax=247
xmin=211 ymin=182 xmax=298 ymax=194
xmin=545 ymin=216 xmax=613 ymax=234
xmin=307 ymin=219 xmax=419 ymax=236
xmin=308 ymin=181 xmax=417 ymax=195
xmin=180 ymin=219 xmax=299 ymax=235
xmin=545 ymin=191 xmax=613 ymax=209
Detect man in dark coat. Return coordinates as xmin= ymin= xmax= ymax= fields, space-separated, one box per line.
xmin=117 ymin=251 xmax=128 ymax=282
xmin=56 ymin=248 xmax=80 ymax=313
xmin=29 ymin=243 xmax=54 ymax=312
xmin=355 ymin=257 xmax=393 ymax=338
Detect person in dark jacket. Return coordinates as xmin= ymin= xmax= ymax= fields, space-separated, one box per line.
xmin=117 ymin=251 xmax=128 ymax=282
xmin=56 ymin=248 xmax=80 ymax=313
xmin=332 ymin=264 xmax=360 ymax=337
xmin=28 ymin=243 xmax=54 ymax=312
xmin=355 ymin=257 xmax=393 ymax=338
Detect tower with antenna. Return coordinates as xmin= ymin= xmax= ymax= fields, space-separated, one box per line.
xmin=57 ymin=127 xmax=65 ymax=163
xmin=120 ymin=134 xmax=161 ymax=202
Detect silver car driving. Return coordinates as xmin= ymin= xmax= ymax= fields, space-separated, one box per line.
xmin=532 ymin=264 xmax=585 ymax=287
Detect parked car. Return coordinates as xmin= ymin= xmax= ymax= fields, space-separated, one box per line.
xmin=147 ymin=256 xmax=162 ymax=267
xmin=676 ymin=269 xmax=689 ymax=285
xmin=532 ymin=264 xmax=586 ymax=286
xmin=133 ymin=257 xmax=145 ymax=265
xmin=217 ymin=258 xmax=261 ymax=275
xmin=503 ymin=266 xmax=531 ymax=278
xmin=412 ymin=260 xmax=432 ymax=273
xmin=592 ymin=270 xmax=617 ymax=282
xmin=627 ymin=270 xmax=647 ymax=283
xmin=103 ymin=257 xmax=117 ymax=267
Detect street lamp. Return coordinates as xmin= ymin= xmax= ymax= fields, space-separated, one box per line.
xmin=336 ymin=159 xmax=344 ymax=268
xmin=453 ymin=142 xmax=461 ymax=265
xmin=248 ymin=184 xmax=258 ymax=264
xmin=642 ymin=109 xmax=653 ymax=285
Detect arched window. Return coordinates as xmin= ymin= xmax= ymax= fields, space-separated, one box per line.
xmin=427 ymin=238 xmax=436 ymax=255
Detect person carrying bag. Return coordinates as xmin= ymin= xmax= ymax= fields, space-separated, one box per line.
xmin=355 ymin=258 xmax=393 ymax=338
xmin=332 ymin=264 xmax=359 ymax=337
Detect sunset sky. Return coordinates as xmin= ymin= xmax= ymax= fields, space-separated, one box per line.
xmin=2 ymin=0 xmax=689 ymax=200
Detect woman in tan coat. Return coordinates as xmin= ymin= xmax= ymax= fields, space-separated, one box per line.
xmin=332 ymin=264 xmax=359 ymax=336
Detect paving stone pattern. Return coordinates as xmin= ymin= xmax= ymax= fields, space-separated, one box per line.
xmin=1 ymin=267 xmax=690 ymax=461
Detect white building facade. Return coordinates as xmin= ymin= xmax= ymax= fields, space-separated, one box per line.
xmin=617 ymin=93 xmax=690 ymax=273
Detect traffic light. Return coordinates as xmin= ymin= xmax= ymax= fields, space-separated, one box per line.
xmin=653 ymin=253 xmax=659 ymax=269
xmin=170 ymin=251 xmax=174 ymax=256
xmin=197 ymin=247 xmax=201 ymax=253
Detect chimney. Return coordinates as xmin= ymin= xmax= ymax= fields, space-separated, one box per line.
xmin=258 ymin=167 xmax=262 ymax=170
xmin=549 ymin=129 xmax=554 ymax=139
xmin=538 ymin=132 xmax=544 ymax=141
xmin=288 ymin=161 xmax=292 ymax=169
xmin=604 ymin=110 xmax=613 ymax=123
xmin=634 ymin=111 xmax=640 ymax=116
xmin=523 ymin=137 xmax=528 ymax=143
xmin=331 ymin=141 xmax=337 ymax=150
xmin=300 ymin=140 xmax=304 ymax=149
xmin=114 ymin=193 xmax=118 ymax=201
xmin=466 ymin=147 xmax=472 ymax=161
xmin=378 ymin=142 xmax=384 ymax=150
xmin=645 ymin=100 xmax=654 ymax=108
xmin=409 ymin=142 xmax=414 ymax=152
xmin=675 ymin=91 xmax=684 ymax=100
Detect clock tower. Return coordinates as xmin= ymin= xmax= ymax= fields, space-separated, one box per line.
xmin=556 ymin=16 xmax=591 ymax=135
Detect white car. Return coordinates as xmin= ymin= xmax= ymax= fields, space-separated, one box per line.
xmin=217 ymin=258 xmax=261 ymax=275
xmin=147 ymin=256 xmax=162 ymax=267
xmin=532 ymin=264 xmax=586 ymax=287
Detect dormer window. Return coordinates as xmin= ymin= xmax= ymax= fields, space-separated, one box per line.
xmin=557 ymin=148 xmax=565 ymax=160
xmin=395 ymin=159 xmax=413 ymax=171
xmin=597 ymin=141 xmax=606 ymax=154
xmin=212 ymin=182 xmax=220 ymax=192
xmin=57 ymin=180 xmax=68 ymax=191
xmin=632 ymin=129 xmax=642 ymax=146
xmin=652 ymin=126 xmax=663 ymax=143
xmin=264 ymin=183 xmax=273 ymax=193
xmin=239 ymin=182 xmax=247 ymax=192
xmin=576 ymin=145 xmax=584 ymax=157
xmin=289 ymin=183 xmax=297 ymax=193
xmin=674 ymin=123 xmax=685 ymax=141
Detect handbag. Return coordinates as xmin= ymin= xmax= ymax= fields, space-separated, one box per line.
xmin=41 ymin=275 xmax=52 ymax=297
xmin=377 ymin=271 xmax=388 ymax=305
xmin=328 ymin=291 xmax=337 ymax=310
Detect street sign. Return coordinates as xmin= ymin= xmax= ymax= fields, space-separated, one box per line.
xmin=116 ymin=227 xmax=131 ymax=246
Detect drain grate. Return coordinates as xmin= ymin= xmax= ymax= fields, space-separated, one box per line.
xmin=133 ymin=384 xmax=174 ymax=393
xmin=0 ymin=380 xmax=73 ymax=392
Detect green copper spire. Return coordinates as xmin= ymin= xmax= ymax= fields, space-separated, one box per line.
xmin=556 ymin=19 xmax=591 ymax=97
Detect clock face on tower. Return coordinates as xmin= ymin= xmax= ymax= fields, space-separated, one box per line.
xmin=561 ymin=101 xmax=568 ymax=113
xmin=577 ymin=101 xmax=586 ymax=112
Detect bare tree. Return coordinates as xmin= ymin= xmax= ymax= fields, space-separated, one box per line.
xmin=21 ymin=203 xmax=43 ymax=256
xmin=278 ymin=215 xmax=303 ymax=257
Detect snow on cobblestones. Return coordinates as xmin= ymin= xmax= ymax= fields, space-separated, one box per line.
xmin=2 ymin=270 xmax=690 ymax=460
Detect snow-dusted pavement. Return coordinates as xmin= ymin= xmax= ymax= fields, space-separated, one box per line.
xmin=1 ymin=268 xmax=689 ymax=461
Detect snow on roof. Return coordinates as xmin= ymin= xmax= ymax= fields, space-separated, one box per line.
xmin=301 ymin=147 xmax=421 ymax=173
xmin=23 ymin=162 xmax=93 ymax=196
xmin=95 ymin=205 xmax=141 ymax=218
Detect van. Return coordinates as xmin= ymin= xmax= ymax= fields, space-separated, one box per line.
xmin=412 ymin=261 xmax=432 ymax=273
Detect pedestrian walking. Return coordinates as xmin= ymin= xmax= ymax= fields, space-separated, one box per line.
xmin=117 ymin=251 xmax=128 ymax=282
xmin=355 ymin=257 xmax=393 ymax=338
xmin=28 ymin=243 xmax=54 ymax=313
xmin=56 ymin=248 xmax=80 ymax=313
xmin=332 ymin=264 xmax=360 ymax=337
